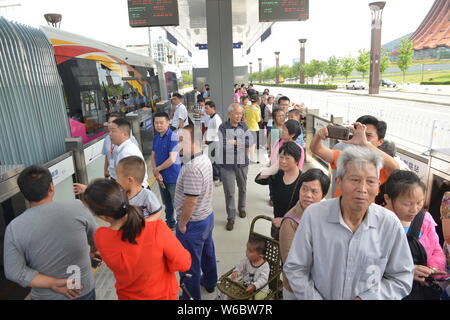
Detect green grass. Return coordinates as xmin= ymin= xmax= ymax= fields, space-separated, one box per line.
xmin=330 ymin=70 xmax=450 ymax=84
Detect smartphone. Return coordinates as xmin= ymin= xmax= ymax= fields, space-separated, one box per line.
xmin=327 ymin=125 xmax=351 ymax=140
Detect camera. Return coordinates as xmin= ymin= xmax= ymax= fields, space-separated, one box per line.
xmin=326 ymin=125 xmax=351 ymax=141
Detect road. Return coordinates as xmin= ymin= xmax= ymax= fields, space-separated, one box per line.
xmin=255 ymin=85 xmax=450 ymax=154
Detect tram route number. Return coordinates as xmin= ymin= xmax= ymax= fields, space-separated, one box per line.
xmin=177 ymin=304 xmax=273 ymax=317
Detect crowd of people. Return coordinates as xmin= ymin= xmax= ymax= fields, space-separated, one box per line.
xmin=3 ymin=83 xmax=450 ymax=301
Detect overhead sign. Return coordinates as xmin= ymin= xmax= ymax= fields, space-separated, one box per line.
xmin=259 ymin=0 xmax=309 ymax=22
xmin=128 ymin=0 xmax=179 ymax=27
xmin=261 ymin=27 xmax=272 ymax=42
xmin=196 ymin=43 xmax=243 ymax=50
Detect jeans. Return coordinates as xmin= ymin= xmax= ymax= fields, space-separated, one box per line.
xmin=221 ymin=166 xmax=248 ymax=220
xmin=176 ymin=213 xmax=218 ymax=300
xmin=159 ymin=182 xmax=177 ymax=228
xmin=75 ymin=289 xmax=96 ymax=300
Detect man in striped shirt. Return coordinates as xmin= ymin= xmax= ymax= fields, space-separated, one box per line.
xmin=175 ymin=124 xmax=218 ymax=300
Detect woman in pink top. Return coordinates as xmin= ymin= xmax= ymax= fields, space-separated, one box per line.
xmin=384 ymin=170 xmax=447 ymax=299
xmin=270 ymin=120 xmax=304 ymax=170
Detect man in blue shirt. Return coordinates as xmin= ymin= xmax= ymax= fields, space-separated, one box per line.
xmin=151 ymin=112 xmax=181 ymax=230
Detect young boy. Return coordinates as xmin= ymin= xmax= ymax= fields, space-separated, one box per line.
xmin=116 ymin=156 xmax=162 ymax=221
xmin=73 ymin=156 xmax=162 ymax=221
xmin=287 ymin=109 xmax=305 ymax=148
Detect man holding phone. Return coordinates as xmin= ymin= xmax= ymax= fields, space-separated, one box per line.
xmin=310 ymin=121 xmax=400 ymax=198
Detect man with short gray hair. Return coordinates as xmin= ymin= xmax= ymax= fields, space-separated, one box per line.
xmin=284 ymin=145 xmax=414 ymax=300
xmin=216 ymin=104 xmax=253 ymax=231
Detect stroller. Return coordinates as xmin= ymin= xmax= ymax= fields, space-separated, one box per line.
xmin=216 ymin=215 xmax=283 ymax=300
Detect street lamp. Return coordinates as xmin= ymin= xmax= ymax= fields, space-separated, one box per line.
xmin=274 ymin=52 xmax=280 ymax=84
xmin=258 ymin=58 xmax=262 ymax=83
xmin=249 ymin=62 xmax=253 ymax=75
xmin=368 ymin=2 xmax=386 ymax=95
xmin=299 ymin=39 xmax=307 ymax=84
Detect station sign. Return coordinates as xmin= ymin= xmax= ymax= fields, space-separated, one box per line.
xmin=259 ymin=0 xmax=309 ymax=22
xmin=196 ymin=43 xmax=243 ymax=50
xmin=84 ymin=139 xmax=105 ymax=166
xmin=49 ymin=157 xmax=75 ymax=186
xmin=396 ymin=152 xmax=429 ymax=182
xmin=128 ymin=0 xmax=179 ymax=27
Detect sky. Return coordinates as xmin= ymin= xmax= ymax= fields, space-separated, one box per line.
xmin=0 ymin=0 xmax=435 ymax=69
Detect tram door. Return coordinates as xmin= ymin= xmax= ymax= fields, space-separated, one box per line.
xmin=0 ymin=194 xmax=29 ymax=300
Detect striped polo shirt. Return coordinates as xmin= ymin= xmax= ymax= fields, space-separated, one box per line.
xmin=175 ymin=153 xmax=213 ymax=222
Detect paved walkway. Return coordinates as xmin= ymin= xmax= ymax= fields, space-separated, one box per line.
xmin=334 ymin=88 xmax=450 ymax=106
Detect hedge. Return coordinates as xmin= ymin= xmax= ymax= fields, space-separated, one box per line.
xmin=420 ymin=81 xmax=450 ymax=85
xmin=254 ymin=83 xmax=338 ymax=90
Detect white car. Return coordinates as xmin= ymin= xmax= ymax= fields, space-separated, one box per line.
xmin=346 ymin=80 xmax=367 ymax=90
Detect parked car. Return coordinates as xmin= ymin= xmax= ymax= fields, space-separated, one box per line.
xmin=380 ymin=79 xmax=397 ymax=88
xmin=346 ymin=80 xmax=367 ymax=90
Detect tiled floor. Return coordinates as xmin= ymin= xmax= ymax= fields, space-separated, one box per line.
xmin=95 ymin=149 xmax=322 ymax=300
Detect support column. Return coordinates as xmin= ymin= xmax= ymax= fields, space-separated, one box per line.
xmin=368 ymin=2 xmax=385 ymax=95
xmin=299 ymin=39 xmax=307 ymax=84
xmin=275 ymin=52 xmax=280 ymax=84
xmin=258 ymin=58 xmax=262 ymax=83
xmin=206 ymin=0 xmax=234 ymax=122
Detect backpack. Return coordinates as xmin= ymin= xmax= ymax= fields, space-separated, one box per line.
xmin=403 ymin=210 xmax=443 ymax=300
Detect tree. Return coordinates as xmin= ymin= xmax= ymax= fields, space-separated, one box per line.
xmin=325 ymin=56 xmax=340 ymax=82
xmin=339 ymin=57 xmax=356 ymax=82
xmin=181 ymin=72 xmax=193 ymax=88
xmin=380 ymin=50 xmax=391 ymax=78
xmin=397 ymin=38 xmax=414 ymax=82
xmin=355 ymin=49 xmax=370 ymax=80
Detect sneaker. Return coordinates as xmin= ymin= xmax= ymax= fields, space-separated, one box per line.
xmin=226 ymin=219 xmax=234 ymax=231
xmin=238 ymin=210 xmax=246 ymax=218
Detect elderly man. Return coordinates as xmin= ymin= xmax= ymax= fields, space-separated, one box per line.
xmin=284 ymin=145 xmax=414 ymax=300
xmin=216 ymin=104 xmax=253 ymax=231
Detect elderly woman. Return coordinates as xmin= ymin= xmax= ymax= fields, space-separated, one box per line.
xmin=279 ymin=169 xmax=330 ymax=300
xmin=384 ymin=170 xmax=447 ymax=300
xmin=284 ymin=145 xmax=414 ymax=300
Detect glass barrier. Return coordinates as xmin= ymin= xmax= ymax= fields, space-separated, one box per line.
xmin=84 ymin=137 xmax=106 ymax=182
xmin=48 ymin=154 xmax=76 ymax=202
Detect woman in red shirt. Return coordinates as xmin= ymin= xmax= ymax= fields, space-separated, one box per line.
xmin=83 ymin=179 xmax=191 ymax=300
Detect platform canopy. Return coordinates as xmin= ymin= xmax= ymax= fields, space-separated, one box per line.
xmin=162 ymin=0 xmax=274 ymax=54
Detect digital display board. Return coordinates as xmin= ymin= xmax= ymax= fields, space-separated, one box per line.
xmin=259 ymin=0 xmax=309 ymax=22
xmin=128 ymin=0 xmax=179 ymax=27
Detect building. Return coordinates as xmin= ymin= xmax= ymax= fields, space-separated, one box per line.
xmin=409 ymin=0 xmax=450 ymax=60
xmin=384 ymin=0 xmax=450 ymax=60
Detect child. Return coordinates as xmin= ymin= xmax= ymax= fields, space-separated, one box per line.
xmin=287 ymin=109 xmax=305 ymax=148
xmin=116 ymin=156 xmax=162 ymax=221
xmin=218 ymin=236 xmax=270 ymax=300
xmin=83 ymin=179 xmax=191 ymax=300
xmin=73 ymin=156 xmax=162 ymax=222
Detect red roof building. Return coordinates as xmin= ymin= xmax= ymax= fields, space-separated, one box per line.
xmin=409 ymin=0 xmax=450 ymax=59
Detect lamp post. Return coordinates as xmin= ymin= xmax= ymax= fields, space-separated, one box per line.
xmin=299 ymin=39 xmax=307 ymax=84
xmin=274 ymin=51 xmax=280 ymax=84
xmin=249 ymin=62 xmax=253 ymax=77
xmin=368 ymin=2 xmax=386 ymax=95
xmin=258 ymin=58 xmax=262 ymax=83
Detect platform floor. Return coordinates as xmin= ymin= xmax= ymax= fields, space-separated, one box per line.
xmin=94 ymin=148 xmax=324 ymax=300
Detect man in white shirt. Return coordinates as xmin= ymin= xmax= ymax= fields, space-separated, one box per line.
xmin=109 ymin=118 xmax=149 ymax=188
xmin=204 ymin=100 xmax=222 ymax=185
xmin=102 ymin=113 xmax=138 ymax=178
xmin=170 ymin=93 xmax=188 ymax=131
